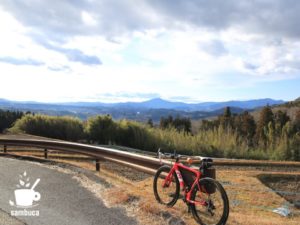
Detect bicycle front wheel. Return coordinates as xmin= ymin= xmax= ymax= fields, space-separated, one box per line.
xmin=190 ymin=178 xmax=229 ymax=225
xmin=153 ymin=165 xmax=180 ymax=206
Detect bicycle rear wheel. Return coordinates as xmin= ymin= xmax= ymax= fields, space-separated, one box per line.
xmin=190 ymin=178 xmax=229 ymax=225
xmin=153 ymin=165 xmax=180 ymax=206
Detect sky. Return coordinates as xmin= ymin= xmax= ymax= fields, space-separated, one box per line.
xmin=0 ymin=0 xmax=300 ymax=103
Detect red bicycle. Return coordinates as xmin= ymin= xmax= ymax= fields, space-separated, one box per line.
xmin=153 ymin=149 xmax=229 ymax=225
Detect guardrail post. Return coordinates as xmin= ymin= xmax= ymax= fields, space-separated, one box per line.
xmin=95 ymin=159 xmax=100 ymax=171
xmin=44 ymin=149 xmax=48 ymax=159
xmin=4 ymin=145 xmax=7 ymax=153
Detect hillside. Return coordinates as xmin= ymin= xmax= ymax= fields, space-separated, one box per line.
xmin=251 ymin=97 xmax=300 ymax=121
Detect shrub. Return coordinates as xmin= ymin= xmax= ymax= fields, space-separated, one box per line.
xmin=11 ymin=114 xmax=84 ymax=141
xmin=0 ymin=109 xmax=24 ymax=133
xmin=85 ymin=115 xmax=116 ymax=144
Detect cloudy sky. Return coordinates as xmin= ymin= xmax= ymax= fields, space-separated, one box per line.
xmin=0 ymin=0 xmax=300 ymax=103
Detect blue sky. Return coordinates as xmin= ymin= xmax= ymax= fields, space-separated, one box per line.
xmin=0 ymin=0 xmax=299 ymax=103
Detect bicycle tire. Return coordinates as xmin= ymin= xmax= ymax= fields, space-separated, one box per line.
xmin=190 ymin=178 xmax=229 ymax=225
xmin=153 ymin=165 xmax=180 ymax=206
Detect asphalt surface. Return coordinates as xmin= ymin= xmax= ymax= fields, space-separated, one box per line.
xmin=0 ymin=157 xmax=137 ymax=225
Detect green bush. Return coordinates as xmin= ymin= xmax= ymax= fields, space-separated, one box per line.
xmin=85 ymin=115 xmax=116 ymax=144
xmin=115 ymin=120 xmax=155 ymax=150
xmin=11 ymin=114 xmax=84 ymax=141
xmin=0 ymin=109 xmax=24 ymax=133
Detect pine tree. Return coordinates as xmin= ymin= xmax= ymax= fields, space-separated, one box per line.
xmin=159 ymin=117 xmax=168 ymax=129
xmin=256 ymin=105 xmax=274 ymax=149
xmin=240 ymin=111 xmax=256 ymax=147
xmin=220 ymin=107 xmax=232 ymax=129
xmin=274 ymin=110 xmax=290 ymax=136
xmin=291 ymin=133 xmax=300 ymax=161
xmin=267 ymin=121 xmax=275 ymax=150
xmin=224 ymin=107 xmax=231 ymax=118
xmin=281 ymin=122 xmax=292 ymax=159
xmin=294 ymin=110 xmax=300 ymax=133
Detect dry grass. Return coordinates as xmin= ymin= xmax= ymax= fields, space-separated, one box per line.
xmin=103 ymin=188 xmax=133 ymax=205
xmin=218 ymin=169 xmax=300 ymax=225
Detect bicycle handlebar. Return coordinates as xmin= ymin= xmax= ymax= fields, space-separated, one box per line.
xmin=157 ymin=148 xmax=213 ymax=166
xmin=158 ymin=148 xmax=181 ymax=160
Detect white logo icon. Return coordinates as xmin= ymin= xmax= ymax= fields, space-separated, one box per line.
xmin=9 ymin=171 xmax=41 ymax=208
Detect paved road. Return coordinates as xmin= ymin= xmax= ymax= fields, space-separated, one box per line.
xmin=0 ymin=157 xmax=137 ymax=225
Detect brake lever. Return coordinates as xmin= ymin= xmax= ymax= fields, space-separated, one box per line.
xmin=198 ymin=156 xmax=204 ymax=161
xmin=158 ymin=152 xmax=163 ymax=165
xmin=158 ymin=148 xmax=163 ymax=164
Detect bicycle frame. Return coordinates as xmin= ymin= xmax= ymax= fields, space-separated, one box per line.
xmin=163 ymin=162 xmax=208 ymax=206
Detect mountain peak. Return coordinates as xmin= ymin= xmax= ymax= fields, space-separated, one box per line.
xmin=144 ymin=98 xmax=166 ymax=103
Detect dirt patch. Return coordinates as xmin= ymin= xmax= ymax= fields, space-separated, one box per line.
xmin=258 ymin=174 xmax=300 ymax=208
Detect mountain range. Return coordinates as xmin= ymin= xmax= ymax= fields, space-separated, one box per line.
xmin=0 ymin=98 xmax=285 ymax=121
xmin=58 ymin=98 xmax=284 ymax=111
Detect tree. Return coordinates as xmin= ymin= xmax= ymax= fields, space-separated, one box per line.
xmin=173 ymin=116 xmax=191 ymax=133
xmin=0 ymin=110 xmax=24 ymax=133
xmin=220 ymin=107 xmax=232 ymax=129
xmin=147 ymin=118 xmax=154 ymax=127
xmin=293 ymin=110 xmax=300 ymax=133
xmin=85 ymin=115 xmax=116 ymax=144
xmin=240 ymin=111 xmax=256 ymax=147
xmin=274 ymin=110 xmax=290 ymax=128
xmin=291 ymin=133 xmax=300 ymax=161
xmin=160 ymin=115 xmax=191 ymax=133
xmin=181 ymin=117 xmax=192 ymax=133
xmin=160 ymin=115 xmax=173 ymax=129
xmin=256 ymin=105 xmax=274 ymax=148
xmin=224 ymin=106 xmax=231 ymax=118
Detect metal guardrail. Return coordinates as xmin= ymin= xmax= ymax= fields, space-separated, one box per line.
xmin=0 ymin=138 xmax=170 ymax=174
xmin=1 ymin=138 xmax=300 ymax=174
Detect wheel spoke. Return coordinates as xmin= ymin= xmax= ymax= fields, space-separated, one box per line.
xmin=153 ymin=166 xmax=179 ymax=206
xmin=190 ymin=178 xmax=229 ymax=225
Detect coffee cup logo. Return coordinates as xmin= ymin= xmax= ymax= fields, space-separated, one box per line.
xmin=9 ymin=171 xmax=41 ymax=208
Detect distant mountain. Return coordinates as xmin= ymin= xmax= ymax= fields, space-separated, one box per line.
xmin=0 ymin=98 xmax=10 ymax=103
xmin=194 ymin=98 xmax=284 ymax=111
xmin=0 ymin=97 xmax=285 ymax=122
xmin=112 ymin=98 xmax=190 ymax=109
xmin=116 ymin=98 xmax=284 ymax=111
xmin=58 ymin=97 xmax=284 ymax=111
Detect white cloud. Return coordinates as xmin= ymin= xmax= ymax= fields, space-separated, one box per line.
xmin=81 ymin=11 xmax=97 ymax=26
